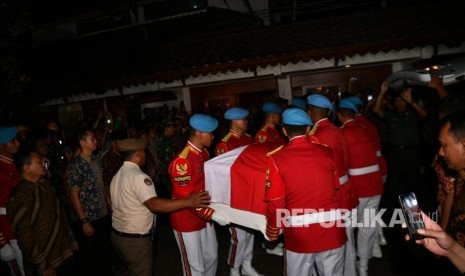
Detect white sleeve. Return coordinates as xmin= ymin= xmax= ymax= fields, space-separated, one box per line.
xmin=133 ymin=174 xmax=157 ymax=204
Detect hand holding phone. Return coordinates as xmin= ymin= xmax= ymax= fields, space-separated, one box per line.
xmin=399 ymin=192 xmax=425 ymax=240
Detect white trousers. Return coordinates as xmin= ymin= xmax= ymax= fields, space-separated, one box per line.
xmin=356 ymin=195 xmax=381 ymax=259
xmin=173 ymin=223 xmax=218 ymax=276
xmin=344 ymin=209 xmax=357 ymax=276
xmin=227 ymin=225 xmax=255 ymax=268
xmin=286 ymin=245 xmax=345 ymax=276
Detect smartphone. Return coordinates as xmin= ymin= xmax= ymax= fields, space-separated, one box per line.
xmin=398 ymin=192 xmax=425 ymax=240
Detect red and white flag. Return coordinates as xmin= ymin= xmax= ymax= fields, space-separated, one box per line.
xmin=205 ymin=141 xmax=284 ymax=231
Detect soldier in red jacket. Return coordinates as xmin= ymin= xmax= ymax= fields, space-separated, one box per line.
xmin=214 ymin=107 xmax=262 ymax=276
xmin=169 ymin=114 xmax=229 ymax=276
xmin=265 ymin=108 xmax=347 ymax=276
xmin=307 ymin=94 xmax=359 ymax=276
xmin=337 ymin=99 xmax=384 ymax=276
xmin=0 ymin=126 xmax=24 ymax=276
xmin=346 ymin=95 xmax=388 ymax=257
xmin=254 ymin=102 xmax=285 ymax=144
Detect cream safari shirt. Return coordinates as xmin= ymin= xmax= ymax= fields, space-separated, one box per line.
xmin=110 ymin=161 xmax=157 ymax=234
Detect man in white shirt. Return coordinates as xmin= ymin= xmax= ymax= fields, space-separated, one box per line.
xmin=110 ymin=138 xmax=210 ymax=276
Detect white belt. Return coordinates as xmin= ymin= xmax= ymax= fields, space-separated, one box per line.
xmin=0 ymin=207 xmax=6 ymax=215
xmin=339 ymin=175 xmax=349 ymax=185
xmin=376 ymin=150 xmax=382 ymax=157
xmin=288 ymin=210 xmax=342 ymax=226
xmin=348 ymin=164 xmax=380 ymax=176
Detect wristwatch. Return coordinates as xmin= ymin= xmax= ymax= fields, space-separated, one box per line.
xmin=81 ymin=217 xmax=90 ymax=224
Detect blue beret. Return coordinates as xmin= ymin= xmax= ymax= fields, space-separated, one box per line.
xmin=189 ymin=114 xmax=218 ymax=132
xmin=346 ymin=96 xmax=364 ymax=107
xmin=338 ymin=99 xmax=359 ymax=113
xmin=291 ymin=98 xmax=307 ymax=110
xmin=0 ymin=126 xmax=17 ymax=144
xmin=224 ymin=107 xmax=249 ymax=120
xmin=282 ymin=108 xmax=313 ymax=126
xmin=262 ymin=102 xmax=282 ymax=114
xmin=307 ymin=94 xmax=333 ymax=110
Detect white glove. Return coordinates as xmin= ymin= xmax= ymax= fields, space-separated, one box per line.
xmin=0 ymin=244 xmax=15 ymax=262
xmin=256 ymin=224 xmax=271 ymax=241
xmin=211 ymin=211 xmax=230 ymax=226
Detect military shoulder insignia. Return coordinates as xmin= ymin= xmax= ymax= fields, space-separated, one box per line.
xmin=221 ymin=133 xmax=231 ymax=142
xmin=266 ymin=145 xmax=283 ymax=157
xmin=311 ymin=140 xmax=329 ymax=148
xmin=172 ymin=158 xmax=192 ymax=182
xmin=175 ymin=162 xmax=188 ymax=176
xmin=309 ymin=124 xmax=318 ymax=136
xmin=144 ymin=178 xmax=153 ymax=186
xmin=216 ymin=146 xmax=225 ymax=155
xmin=178 ymin=147 xmax=190 ymax=158
xmin=258 ymin=135 xmax=267 ymax=142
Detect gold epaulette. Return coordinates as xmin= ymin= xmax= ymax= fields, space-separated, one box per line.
xmin=221 ymin=133 xmax=232 ymax=142
xmin=309 ymin=124 xmax=318 ymax=136
xmin=178 ymin=147 xmax=190 ymax=158
xmin=310 ymin=140 xmax=329 ymax=148
xmin=266 ymin=145 xmax=284 ymax=157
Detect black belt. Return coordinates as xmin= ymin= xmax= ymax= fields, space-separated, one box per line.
xmin=112 ymin=228 xmax=150 ymax=238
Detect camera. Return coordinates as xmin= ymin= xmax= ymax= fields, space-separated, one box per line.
xmin=398 ymin=192 xmax=425 ymax=240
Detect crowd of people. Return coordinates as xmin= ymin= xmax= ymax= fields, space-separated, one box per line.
xmin=0 ymin=74 xmax=465 ymax=276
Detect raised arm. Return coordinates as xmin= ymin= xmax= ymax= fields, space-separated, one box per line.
xmin=373 ymin=81 xmax=389 ymax=118
xmin=428 ymin=74 xmax=448 ymax=100
xmin=401 ymin=87 xmax=427 ymax=118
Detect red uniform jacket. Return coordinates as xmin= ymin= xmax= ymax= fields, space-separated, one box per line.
xmin=309 ymin=118 xmax=359 ymax=210
xmin=0 ymin=155 xmax=19 ymax=241
xmin=355 ymin=114 xmax=387 ymax=180
xmin=254 ymin=123 xmax=284 ymax=143
xmin=169 ymin=142 xmax=214 ymax=232
xmin=215 ymin=130 xmax=253 ymax=156
xmin=340 ymin=120 xmax=383 ymax=198
xmin=264 ymin=136 xmax=347 ymax=253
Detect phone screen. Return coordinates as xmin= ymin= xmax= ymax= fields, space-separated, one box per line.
xmin=398 ymin=192 xmax=425 ymax=240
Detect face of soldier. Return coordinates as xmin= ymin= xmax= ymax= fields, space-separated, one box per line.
xmin=199 ymin=132 xmax=214 ymax=148
xmin=438 ymin=122 xmax=465 ymax=172
xmin=233 ymin=119 xmax=248 ymax=133
xmin=272 ymin=113 xmax=281 ymax=125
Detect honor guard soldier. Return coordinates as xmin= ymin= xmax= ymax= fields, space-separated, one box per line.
xmin=254 ymin=102 xmax=285 ymax=144
xmin=0 ymin=126 xmax=24 ymax=276
xmin=265 ymin=108 xmax=347 ymax=276
xmin=110 ymin=138 xmax=210 ymax=276
xmin=290 ymin=98 xmax=307 ymax=110
xmin=215 ymin=107 xmax=262 ymax=276
xmin=337 ymin=99 xmax=383 ymax=276
xmin=254 ymin=102 xmax=286 ymax=256
xmin=346 ymin=96 xmax=387 ymax=184
xmin=346 ymin=96 xmax=388 ymax=257
xmin=307 ymin=94 xmax=359 ymax=276
xmin=215 ymin=107 xmax=253 ymax=156
xmin=169 ymin=114 xmax=229 ymax=276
